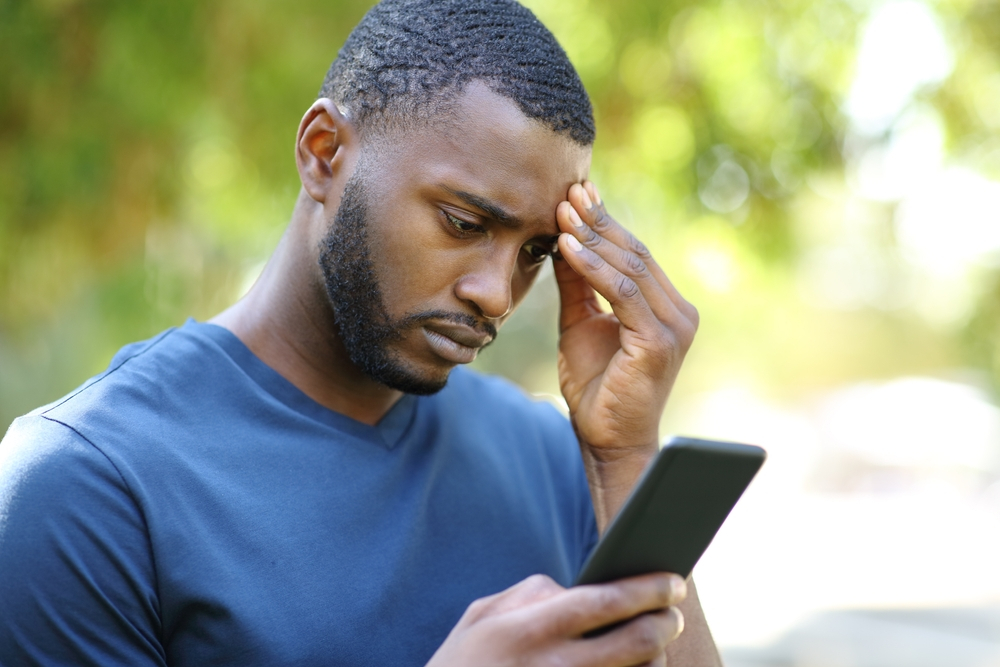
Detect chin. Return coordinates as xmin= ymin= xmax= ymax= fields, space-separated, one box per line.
xmin=382 ymin=370 xmax=450 ymax=396
xmin=369 ymin=353 xmax=453 ymax=396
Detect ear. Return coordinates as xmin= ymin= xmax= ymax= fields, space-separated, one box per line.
xmin=296 ymin=98 xmax=358 ymax=204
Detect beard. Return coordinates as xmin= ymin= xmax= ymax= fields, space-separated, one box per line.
xmin=317 ymin=170 xmax=496 ymax=396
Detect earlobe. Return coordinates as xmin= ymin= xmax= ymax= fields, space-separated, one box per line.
xmin=296 ymin=98 xmax=356 ymax=204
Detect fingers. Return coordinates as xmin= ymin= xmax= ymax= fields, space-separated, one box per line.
xmin=438 ymin=573 xmax=686 ymax=667
xmin=553 ymin=242 xmax=605 ymax=334
xmin=462 ymin=574 xmax=565 ymax=624
xmin=534 ymin=572 xmax=687 ymax=638
xmin=557 ymin=182 xmax=698 ymax=331
xmin=578 ymin=182 xmax=696 ymax=325
xmin=558 ymin=196 xmax=677 ymax=329
xmin=556 ymin=228 xmax=658 ymax=335
xmin=567 ymin=606 xmax=684 ymax=667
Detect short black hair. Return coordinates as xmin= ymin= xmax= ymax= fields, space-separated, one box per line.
xmin=319 ymin=0 xmax=595 ymax=145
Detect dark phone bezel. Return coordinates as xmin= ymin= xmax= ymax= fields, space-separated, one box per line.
xmin=574 ymin=436 xmax=766 ymax=586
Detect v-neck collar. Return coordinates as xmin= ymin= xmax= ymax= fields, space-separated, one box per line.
xmin=191 ymin=320 xmax=418 ymax=449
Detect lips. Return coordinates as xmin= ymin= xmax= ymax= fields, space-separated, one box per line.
xmin=425 ymin=322 xmax=493 ymax=349
xmin=422 ymin=323 xmax=493 ymax=364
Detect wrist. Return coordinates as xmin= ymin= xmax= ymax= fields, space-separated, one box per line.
xmin=578 ymin=440 xmax=658 ymax=532
xmin=581 ymin=440 xmax=658 ymax=466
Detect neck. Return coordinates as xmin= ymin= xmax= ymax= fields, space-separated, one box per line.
xmin=211 ymin=190 xmax=404 ymax=426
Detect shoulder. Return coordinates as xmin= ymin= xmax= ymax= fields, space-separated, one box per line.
xmin=0 ymin=414 xmax=143 ymax=564
xmin=0 ymin=414 xmax=130 ymax=508
xmin=0 ymin=416 xmax=163 ymax=665
xmin=42 ymin=323 xmax=224 ymax=421
xmin=33 ymin=322 xmax=244 ymax=447
xmin=7 ymin=322 xmax=253 ymax=482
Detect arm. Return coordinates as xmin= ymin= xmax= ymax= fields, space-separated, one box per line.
xmin=553 ymin=181 xmax=698 ymax=529
xmin=553 ymin=181 xmax=721 ymax=666
xmin=430 ymin=182 xmax=718 ymax=667
xmin=0 ymin=416 xmax=165 ymax=666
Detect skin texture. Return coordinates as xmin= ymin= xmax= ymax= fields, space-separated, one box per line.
xmin=213 ymin=80 xmax=719 ymax=666
xmin=316 ymin=168 xmax=501 ymax=395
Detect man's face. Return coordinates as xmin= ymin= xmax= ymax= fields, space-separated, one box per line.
xmin=319 ymin=81 xmax=591 ymax=394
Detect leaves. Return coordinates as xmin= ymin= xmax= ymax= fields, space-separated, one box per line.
xmin=2 ymin=0 xmax=998 ymax=430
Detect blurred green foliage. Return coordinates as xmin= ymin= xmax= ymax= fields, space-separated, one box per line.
xmin=2 ymin=0 xmax=999 ymax=432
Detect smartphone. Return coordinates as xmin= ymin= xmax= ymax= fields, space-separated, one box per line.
xmin=574 ymin=436 xmax=765 ymax=587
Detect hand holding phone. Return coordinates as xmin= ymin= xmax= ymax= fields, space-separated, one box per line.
xmin=575 ymin=436 xmax=765 ymax=586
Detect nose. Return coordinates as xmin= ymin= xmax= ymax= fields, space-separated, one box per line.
xmin=454 ymin=251 xmax=516 ymax=321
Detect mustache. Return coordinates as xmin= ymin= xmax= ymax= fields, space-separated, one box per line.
xmin=402 ymin=310 xmax=498 ymax=342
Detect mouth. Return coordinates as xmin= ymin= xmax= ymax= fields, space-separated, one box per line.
xmin=422 ymin=323 xmax=493 ymax=365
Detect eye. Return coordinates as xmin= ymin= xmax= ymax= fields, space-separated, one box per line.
xmin=523 ymin=241 xmax=555 ymax=265
xmin=445 ymin=211 xmax=484 ymax=235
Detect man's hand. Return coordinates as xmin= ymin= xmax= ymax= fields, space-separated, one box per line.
xmin=426 ymin=573 xmax=686 ymax=667
xmin=553 ymin=181 xmax=698 ymax=528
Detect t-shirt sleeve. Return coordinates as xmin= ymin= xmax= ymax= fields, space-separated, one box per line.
xmin=0 ymin=415 xmax=166 ymax=666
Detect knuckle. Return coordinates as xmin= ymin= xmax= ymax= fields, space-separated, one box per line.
xmin=525 ymin=573 xmax=557 ymax=591
xmin=631 ymin=616 xmax=667 ymax=656
xmin=464 ymin=596 xmax=491 ymax=621
xmin=685 ymin=302 xmax=700 ymax=330
xmin=590 ymin=585 xmax=628 ymax=617
xmin=581 ymin=226 xmax=602 ymax=248
xmin=623 ymin=250 xmax=648 ymax=277
xmin=592 ymin=207 xmax=614 ymax=232
xmin=673 ymin=318 xmax=696 ymax=349
xmin=614 ymin=274 xmax=640 ymax=300
xmin=649 ymin=328 xmax=677 ymax=359
xmin=630 ymin=236 xmax=653 ymax=261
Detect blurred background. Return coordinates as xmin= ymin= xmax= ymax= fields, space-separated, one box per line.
xmin=2 ymin=0 xmax=999 ymax=664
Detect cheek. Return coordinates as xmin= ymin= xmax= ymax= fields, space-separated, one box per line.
xmin=366 ymin=217 xmax=463 ymax=311
xmin=511 ymin=264 xmax=541 ymax=307
xmin=370 ymin=238 xmax=424 ymax=310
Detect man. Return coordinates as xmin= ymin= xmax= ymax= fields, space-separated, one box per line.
xmin=0 ymin=0 xmax=715 ymax=665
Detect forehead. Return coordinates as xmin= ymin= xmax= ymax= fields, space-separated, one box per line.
xmin=366 ymin=81 xmax=592 ymax=231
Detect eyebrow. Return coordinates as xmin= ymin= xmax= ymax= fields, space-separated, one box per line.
xmin=442 ymin=187 xmax=522 ymax=230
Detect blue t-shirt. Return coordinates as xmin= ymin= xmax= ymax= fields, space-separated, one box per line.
xmin=0 ymin=321 xmax=598 ymax=666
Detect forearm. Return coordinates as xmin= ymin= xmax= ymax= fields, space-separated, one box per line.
xmin=578 ymin=441 xmax=657 ymax=533
xmin=578 ymin=441 xmax=723 ymax=666
xmin=665 ymin=577 xmax=723 ymax=667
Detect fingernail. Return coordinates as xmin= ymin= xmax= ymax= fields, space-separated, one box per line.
xmin=567 ymin=235 xmax=582 ymax=252
xmin=672 ymin=606 xmax=686 ymax=640
xmin=568 ymin=207 xmax=584 ymax=228
xmin=671 ymin=576 xmax=687 ymax=602
xmin=579 ymin=186 xmax=593 ymax=210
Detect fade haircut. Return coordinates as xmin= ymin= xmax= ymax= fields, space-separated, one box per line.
xmin=318 ymin=0 xmax=595 ymax=145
